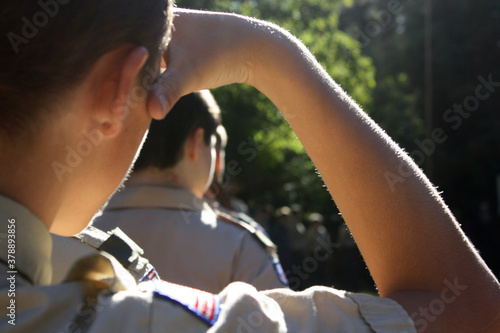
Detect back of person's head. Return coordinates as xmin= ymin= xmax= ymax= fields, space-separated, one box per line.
xmin=291 ymin=203 xmax=303 ymax=215
xmin=0 ymin=0 xmax=173 ymax=144
xmin=277 ymin=206 xmax=291 ymax=218
xmin=134 ymin=90 xmax=220 ymax=171
xmin=308 ymin=212 xmax=324 ymax=224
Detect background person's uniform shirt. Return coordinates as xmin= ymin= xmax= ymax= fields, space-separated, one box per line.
xmin=92 ymin=185 xmax=286 ymax=293
xmin=0 ymin=195 xmax=416 ymax=332
xmin=51 ymin=225 xmax=161 ymax=284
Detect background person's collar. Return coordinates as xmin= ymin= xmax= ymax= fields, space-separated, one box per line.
xmin=104 ymin=185 xmax=207 ymax=212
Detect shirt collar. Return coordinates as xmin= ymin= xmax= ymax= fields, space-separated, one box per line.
xmin=0 ymin=195 xmax=52 ymax=285
xmin=104 ymin=185 xmax=207 ymax=213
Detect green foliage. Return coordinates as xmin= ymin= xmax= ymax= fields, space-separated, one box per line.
xmin=175 ymin=0 xmax=376 ymax=216
xmin=339 ymin=0 xmax=500 ymax=225
xmin=338 ymin=0 xmax=427 ymax=149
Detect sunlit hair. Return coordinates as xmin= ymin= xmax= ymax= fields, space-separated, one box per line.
xmin=215 ymin=124 xmax=228 ymax=151
xmin=134 ymin=91 xmax=221 ymax=171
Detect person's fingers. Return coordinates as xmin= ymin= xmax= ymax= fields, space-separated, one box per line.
xmin=147 ymin=66 xmax=191 ymax=120
xmin=147 ymin=90 xmax=169 ymax=120
xmin=148 ymin=38 xmax=201 ymax=119
xmin=147 ymin=8 xmax=255 ymax=119
xmin=147 ymin=11 xmax=197 ymax=119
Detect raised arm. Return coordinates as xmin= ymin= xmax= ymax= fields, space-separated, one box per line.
xmin=149 ymin=9 xmax=500 ymax=332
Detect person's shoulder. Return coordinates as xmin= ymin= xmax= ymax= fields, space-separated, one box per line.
xmin=216 ymin=209 xmax=256 ymax=231
xmin=216 ymin=283 xmax=416 ymax=332
xmin=216 ymin=210 xmax=277 ymax=251
xmin=6 ymin=278 xmax=215 ymax=332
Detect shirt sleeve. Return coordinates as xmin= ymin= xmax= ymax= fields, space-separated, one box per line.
xmin=231 ymin=232 xmax=288 ymax=290
xmin=210 ymin=282 xmax=417 ymax=333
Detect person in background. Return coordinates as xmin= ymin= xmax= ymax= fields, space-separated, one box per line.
xmin=251 ymin=203 xmax=274 ymax=233
xmin=269 ymin=206 xmax=296 ymax=285
xmin=280 ymin=203 xmax=305 ymax=289
xmin=305 ymin=212 xmax=333 ymax=287
xmin=204 ymin=120 xmax=288 ymax=285
xmin=92 ymin=90 xmax=288 ymax=293
xmin=288 ymin=206 xmax=307 ymax=260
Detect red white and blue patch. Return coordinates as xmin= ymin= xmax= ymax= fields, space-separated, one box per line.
xmin=153 ymin=280 xmax=221 ymax=326
xmin=140 ymin=267 xmax=160 ymax=282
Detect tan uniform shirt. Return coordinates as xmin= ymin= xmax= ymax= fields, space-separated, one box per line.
xmin=0 ymin=195 xmax=416 ymax=332
xmin=92 ymin=185 xmax=286 ymax=293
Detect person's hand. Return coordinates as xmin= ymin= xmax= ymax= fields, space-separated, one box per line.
xmin=148 ymin=8 xmax=263 ymax=119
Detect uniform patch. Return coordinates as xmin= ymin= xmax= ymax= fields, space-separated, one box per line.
xmin=273 ymin=258 xmax=289 ymax=285
xmin=153 ymin=280 xmax=221 ymax=326
xmin=140 ymin=267 xmax=160 ymax=282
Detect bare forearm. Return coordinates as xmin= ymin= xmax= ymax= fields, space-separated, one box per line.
xmin=153 ymin=9 xmax=500 ymax=331
xmin=247 ymin=20 xmax=500 ymax=330
xmin=250 ymin=27 xmax=467 ymax=292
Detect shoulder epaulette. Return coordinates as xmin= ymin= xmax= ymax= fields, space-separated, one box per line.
xmin=216 ymin=210 xmax=276 ymax=251
xmin=74 ymin=225 xmax=160 ymax=283
xmin=216 ymin=210 xmax=289 ymax=286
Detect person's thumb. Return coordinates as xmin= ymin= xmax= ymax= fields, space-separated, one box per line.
xmin=147 ymin=68 xmax=189 ymax=120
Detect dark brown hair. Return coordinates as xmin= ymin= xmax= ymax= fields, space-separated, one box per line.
xmin=0 ymin=0 xmax=173 ymax=141
xmin=134 ymin=91 xmax=221 ymax=171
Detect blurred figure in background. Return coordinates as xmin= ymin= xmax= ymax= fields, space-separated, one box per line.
xmin=287 ymin=204 xmax=307 ymax=289
xmin=269 ymin=206 xmax=296 ymax=287
xmin=305 ymin=212 xmax=333 ymax=287
xmin=252 ymin=204 xmax=274 ymax=233
xmin=336 ymin=222 xmax=365 ymax=292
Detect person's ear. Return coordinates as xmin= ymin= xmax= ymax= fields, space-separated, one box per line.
xmin=186 ymin=128 xmax=205 ymax=161
xmin=215 ymin=148 xmax=225 ymax=177
xmin=87 ymin=46 xmax=149 ymax=138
